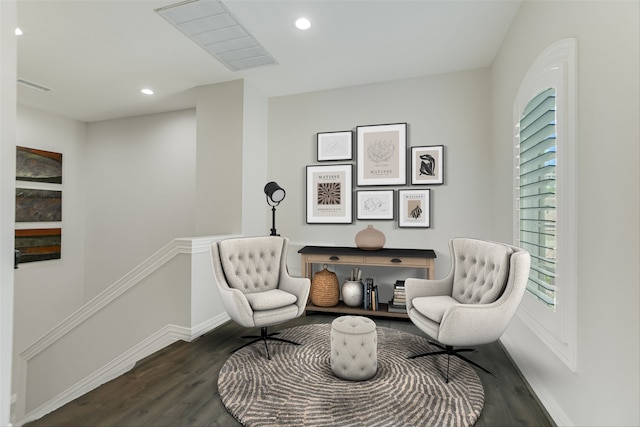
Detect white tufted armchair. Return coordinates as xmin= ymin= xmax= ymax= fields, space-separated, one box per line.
xmin=210 ymin=236 xmax=310 ymax=359
xmin=405 ymin=238 xmax=531 ymax=382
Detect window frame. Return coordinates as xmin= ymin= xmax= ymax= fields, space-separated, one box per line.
xmin=513 ymin=38 xmax=578 ymax=371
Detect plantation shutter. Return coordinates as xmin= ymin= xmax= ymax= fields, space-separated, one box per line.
xmin=517 ymin=87 xmax=557 ymax=308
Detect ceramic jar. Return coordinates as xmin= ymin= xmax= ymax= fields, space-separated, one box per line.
xmin=341 ymin=280 xmax=364 ymax=307
xmin=355 ymin=225 xmax=386 ymax=250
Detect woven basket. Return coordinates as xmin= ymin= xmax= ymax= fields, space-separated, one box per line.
xmin=310 ymin=265 xmax=340 ymax=307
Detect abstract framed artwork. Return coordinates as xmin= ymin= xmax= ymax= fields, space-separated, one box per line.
xmin=356 ymin=123 xmax=407 ymax=186
xmin=15 ymin=188 xmax=62 ymax=222
xmin=398 ymin=189 xmax=430 ymax=228
xmin=15 ymin=228 xmax=61 ymax=263
xmin=410 ymin=145 xmax=444 ymax=185
xmin=16 ymin=146 xmax=63 ymax=184
xmin=356 ymin=190 xmax=394 ymax=220
xmin=317 ymin=130 xmax=353 ymax=161
xmin=306 ymin=164 xmax=353 ymax=224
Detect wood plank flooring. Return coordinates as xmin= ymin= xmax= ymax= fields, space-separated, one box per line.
xmin=25 ymin=314 xmax=555 ymax=427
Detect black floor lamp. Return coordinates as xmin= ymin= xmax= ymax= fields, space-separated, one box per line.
xmin=264 ymin=181 xmax=286 ymax=236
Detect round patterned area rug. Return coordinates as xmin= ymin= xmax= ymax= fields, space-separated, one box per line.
xmin=218 ymin=323 xmax=484 ymax=427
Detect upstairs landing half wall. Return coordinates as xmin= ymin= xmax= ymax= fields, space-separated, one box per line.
xmin=14 ymin=235 xmax=239 ymax=426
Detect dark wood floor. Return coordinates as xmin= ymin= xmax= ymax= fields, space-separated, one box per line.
xmin=26 ymin=313 xmax=555 ymax=427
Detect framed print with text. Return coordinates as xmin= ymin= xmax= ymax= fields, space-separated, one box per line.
xmin=306 ymin=164 xmax=353 ymax=224
xmin=411 ymin=145 xmax=444 ymax=185
xmin=356 ymin=123 xmax=407 ymax=186
xmin=356 ymin=190 xmax=394 ymax=220
xmin=398 ymin=189 xmax=430 ymax=228
xmin=317 ymin=131 xmax=353 ymax=161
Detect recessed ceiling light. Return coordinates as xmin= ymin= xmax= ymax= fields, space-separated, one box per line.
xmin=15 ymin=28 xmax=23 ymax=36
xmin=140 ymin=88 xmax=154 ymax=95
xmin=295 ymin=17 xmax=311 ymax=30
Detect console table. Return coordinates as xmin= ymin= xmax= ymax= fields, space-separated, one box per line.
xmin=298 ymin=245 xmax=436 ymax=319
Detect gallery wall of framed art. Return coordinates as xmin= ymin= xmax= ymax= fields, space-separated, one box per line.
xmin=308 ymin=122 xmax=444 ymax=228
xmin=14 ymin=146 xmax=63 ymax=263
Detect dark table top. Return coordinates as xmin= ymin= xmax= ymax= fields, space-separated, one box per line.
xmin=298 ymin=245 xmax=436 ymax=258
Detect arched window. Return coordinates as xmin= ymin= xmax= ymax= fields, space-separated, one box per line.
xmin=513 ymin=39 xmax=578 ymax=371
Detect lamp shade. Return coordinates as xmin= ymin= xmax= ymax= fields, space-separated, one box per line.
xmin=264 ymin=181 xmax=286 ymax=204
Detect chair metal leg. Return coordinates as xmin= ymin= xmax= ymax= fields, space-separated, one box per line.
xmin=232 ymin=337 xmax=263 ymax=353
xmin=262 ymin=333 xmax=271 ymax=360
xmin=232 ymin=326 xmax=301 ymax=360
xmin=408 ymin=349 xmax=448 ymax=359
xmin=408 ymin=343 xmax=496 ymax=383
xmin=450 ymin=350 xmax=496 ymax=377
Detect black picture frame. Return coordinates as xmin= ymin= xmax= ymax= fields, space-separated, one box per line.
xmin=306 ymin=164 xmax=353 ymax=224
xmin=356 ymin=190 xmax=394 ymax=220
xmin=398 ymin=189 xmax=431 ymax=228
xmin=410 ymin=145 xmax=444 ymax=185
xmin=356 ymin=123 xmax=407 ymax=186
xmin=317 ymin=131 xmax=353 ymax=161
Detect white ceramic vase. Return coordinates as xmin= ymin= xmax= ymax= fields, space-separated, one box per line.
xmin=341 ymin=280 xmax=364 ymax=307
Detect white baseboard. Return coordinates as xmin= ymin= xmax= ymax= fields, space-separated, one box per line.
xmin=191 ymin=313 xmax=231 ymax=340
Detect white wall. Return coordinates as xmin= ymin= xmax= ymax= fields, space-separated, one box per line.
xmin=268 ymin=69 xmax=494 ymax=278
xmin=195 ymin=80 xmax=244 ymax=236
xmin=11 ymin=107 xmax=199 ymax=422
xmin=10 ymin=81 xmax=270 ymax=422
xmin=14 ymin=106 xmax=86 ymax=349
xmin=16 ymin=235 xmax=233 ymax=424
xmin=12 ymin=106 xmax=87 ymax=424
xmin=492 ymin=1 xmax=639 ymax=426
xmin=25 ymin=254 xmax=191 ymax=414
xmin=242 ymin=81 xmax=269 ymax=237
xmin=84 ymin=109 xmax=197 ymax=300
xmin=0 ymin=2 xmax=17 ymax=424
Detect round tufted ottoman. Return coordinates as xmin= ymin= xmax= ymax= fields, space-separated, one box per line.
xmin=330 ymin=315 xmax=377 ymax=381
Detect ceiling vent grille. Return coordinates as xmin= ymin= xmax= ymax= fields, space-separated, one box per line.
xmin=17 ymin=79 xmax=52 ymax=92
xmin=155 ymin=0 xmax=278 ymax=71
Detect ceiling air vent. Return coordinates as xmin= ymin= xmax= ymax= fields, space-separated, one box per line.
xmin=155 ymin=0 xmax=278 ymax=71
xmin=17 ymin=79 xmax=52 ymax=92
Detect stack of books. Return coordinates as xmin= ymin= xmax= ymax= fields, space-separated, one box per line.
xmin=388 ymin=280 xmax=407 ymax=313
xmin=363 ymin=278 xmax=379 ymax=311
